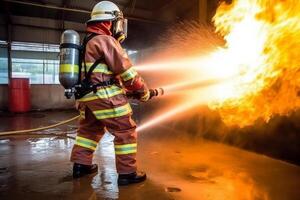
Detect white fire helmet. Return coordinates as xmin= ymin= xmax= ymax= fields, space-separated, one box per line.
xmin=87 ymin=1 xmax=128 ymax=43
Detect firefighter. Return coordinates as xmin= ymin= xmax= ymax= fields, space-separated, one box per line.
xmin=70 ymin=1 xmax=150 ymax=186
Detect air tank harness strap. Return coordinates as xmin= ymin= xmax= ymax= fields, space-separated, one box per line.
xmin=85 ymin=57 xmax=103 ymax=82
xmin=74 ymin=33 xmax=118 ymax=100
xmin=74 ymin=78 xmax=118 ymax=100
xmin=81 ymin=33 xmax=98 ymax=78
xmin=90 ymin=79 xmax=118 ymax=93
xmin=75 ymin=57 xmax=118 ymax=99
xmin=59 ymin=43 xmax=81 ymax=50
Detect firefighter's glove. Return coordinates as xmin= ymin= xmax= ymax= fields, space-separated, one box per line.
xmin=139 ymin=90 xmax=150 ymax=102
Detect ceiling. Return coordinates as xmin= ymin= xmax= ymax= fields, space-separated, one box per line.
xmin=0 ymin=0 xmax=218 ymax=49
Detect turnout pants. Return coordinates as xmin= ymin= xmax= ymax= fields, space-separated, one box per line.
xmin=70 ymin=100 xmax=137 ymax=174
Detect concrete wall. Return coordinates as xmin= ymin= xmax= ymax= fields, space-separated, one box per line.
xmin=0 ymin=84 xmax=74 ymax=111
xmin=0 ymin=85 xmax=8 ymax=110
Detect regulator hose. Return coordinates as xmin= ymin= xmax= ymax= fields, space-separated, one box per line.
xmin=0 ymin=115 xmax=79 ymax=138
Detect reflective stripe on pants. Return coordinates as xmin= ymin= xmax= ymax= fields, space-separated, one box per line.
xmin=75 ymin=136 xmax=98 ymax=151
xmin=71 ymin=101 xmax=137 ymax=173
xmin=115 ymin=143 xmax=137 ymax=155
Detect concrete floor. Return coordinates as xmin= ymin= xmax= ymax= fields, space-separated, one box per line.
xmin=0 ymin=110 xmax=300 ymax=200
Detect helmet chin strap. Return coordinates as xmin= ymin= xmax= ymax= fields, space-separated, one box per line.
xmin=117 ymin=34 xmax=126 ymax=43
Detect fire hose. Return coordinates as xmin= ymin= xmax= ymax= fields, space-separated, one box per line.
xmin=0 ymin=115 xmax=80 ymax=139
xmin=0 ymin=88 xmax=164 ymax=138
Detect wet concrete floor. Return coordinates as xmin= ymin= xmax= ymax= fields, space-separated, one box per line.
xmin=0 ymin=110 xmax=300 ymax=200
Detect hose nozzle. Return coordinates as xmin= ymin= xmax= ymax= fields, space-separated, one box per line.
xmin=149 ymin=88 xmax=164 ymax=99
xmin=126 ymin=88 xmax=164 ymax=100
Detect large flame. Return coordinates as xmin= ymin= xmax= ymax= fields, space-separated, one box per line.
xmin=136 ymin=0 xmax=300 ymax=130
xmin=208 ymin=0 xmax=300 ymax=127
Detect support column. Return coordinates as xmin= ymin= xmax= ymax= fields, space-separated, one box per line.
xmin=198 ymin=0 xmax=208 ymax=24
xmin=7 ymin=23 xmax=12 ymax=82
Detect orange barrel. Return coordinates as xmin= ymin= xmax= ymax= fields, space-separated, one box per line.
xmin=9 ymin=78 xmax=31 ymax=112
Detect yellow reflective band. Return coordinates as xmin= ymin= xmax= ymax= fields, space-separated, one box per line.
xmin=120 ymin=67 xmax=137 ymax=81
xmin=78 ymin=85 xmax=125 ymax=102
xmin=93 ymin=103 xmax=132 ymax=120
xmin=75 ymin=136 xmax=98 ymax=151
xmin=115 ymin=143 xmax=137 ymax=155
xmin=115 ymin=143 xmax=137 ymax=148
xmin=82 ymin=63 xmax=113 ymax=74
xmin=115 ymin=149 xmax=137 ymax=155
xmin=60 ymin=64 xmax=79 ymax=73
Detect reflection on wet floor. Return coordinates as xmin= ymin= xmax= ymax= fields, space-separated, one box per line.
xmin=0 ymin=111 xmax=300 ymax=199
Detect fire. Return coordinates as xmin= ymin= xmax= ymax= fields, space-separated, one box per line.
xmin=208 ymin=0 xmax=300 ymax=127
xmin=136 ymin=0 xmax=300 ymax=131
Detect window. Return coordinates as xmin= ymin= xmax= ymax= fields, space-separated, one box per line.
xmin=11 ymin=41 xmax=60 ymax=84
xmin=12 ymin=58 xmax=59 ymax=84
xmin=44 ymin=60 xmax=60 ymax=84
xmin=0 ymin=42 xmax=8 ymax=84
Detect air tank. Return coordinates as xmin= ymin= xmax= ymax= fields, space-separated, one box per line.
xmin=59 ymin=30 xmax=81 ymax=98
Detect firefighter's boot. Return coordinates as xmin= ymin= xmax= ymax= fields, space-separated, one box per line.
xmin=118 ymin=171 xmax=147 ymax=186
xmin=73 ymin=163 xmax=98 ymax=178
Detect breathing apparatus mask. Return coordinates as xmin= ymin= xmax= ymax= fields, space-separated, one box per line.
xmin=111 ymin=11 xmax=128 ymax=43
